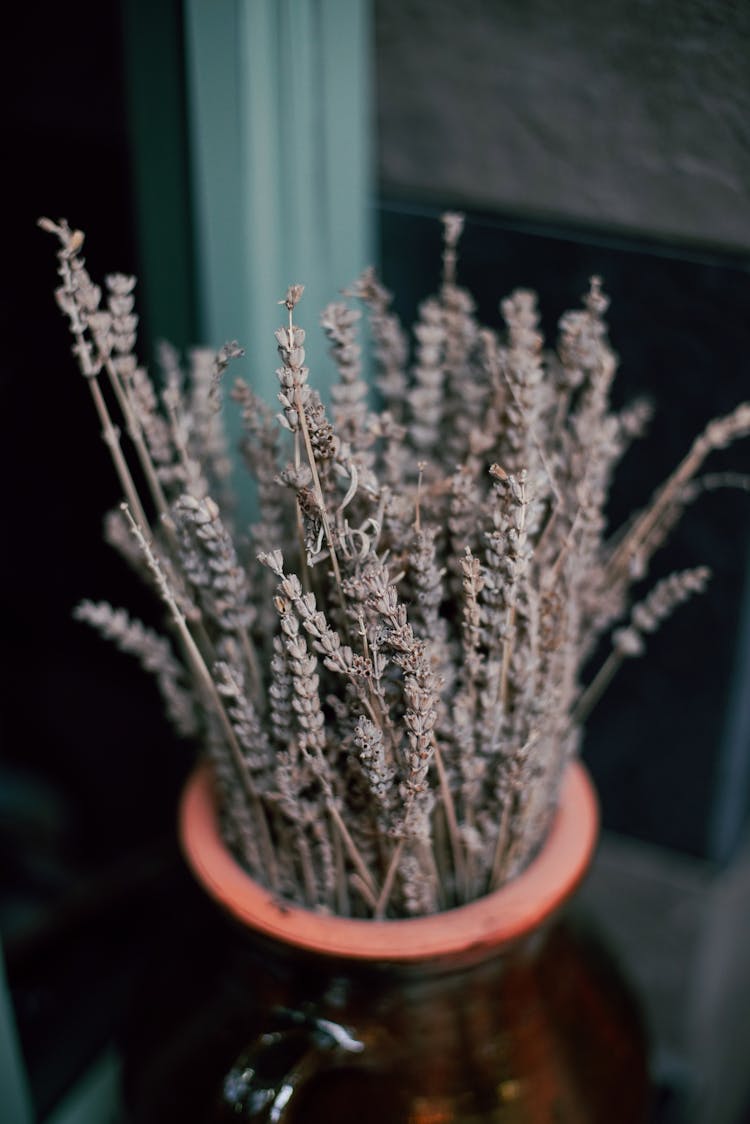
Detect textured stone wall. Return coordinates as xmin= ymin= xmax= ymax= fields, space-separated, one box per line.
xmin=376 ymin=0 xmax=750 ymax=251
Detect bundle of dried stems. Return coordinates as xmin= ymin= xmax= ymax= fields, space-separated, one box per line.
xmin=40 ymin=213 xmax=750 ymax=918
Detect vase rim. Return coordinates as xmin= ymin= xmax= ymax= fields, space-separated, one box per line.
xmin=179 ymin=761 xmax=598 ymax=964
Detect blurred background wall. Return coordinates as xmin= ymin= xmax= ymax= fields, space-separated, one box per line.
xmin=376 ymin=0 xmax=750 ymax=252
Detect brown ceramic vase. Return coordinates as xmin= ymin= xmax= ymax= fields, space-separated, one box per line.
xmin=133 ymin=760 xmax=652 ymax=1123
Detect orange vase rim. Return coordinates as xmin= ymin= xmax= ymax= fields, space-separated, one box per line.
xmin=179 ymin=761 xmax=598 ymax=964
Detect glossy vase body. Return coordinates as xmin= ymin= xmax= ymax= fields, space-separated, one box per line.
xmin=125 ymin=764 xmax=650 ymax=1123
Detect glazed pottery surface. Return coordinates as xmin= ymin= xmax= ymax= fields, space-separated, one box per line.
xmin=125 ymin=763 xmax=651 ymax=1122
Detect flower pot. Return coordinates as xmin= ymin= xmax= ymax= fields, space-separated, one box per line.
xmin=127 ymin=761 xmax=651 ymax=1122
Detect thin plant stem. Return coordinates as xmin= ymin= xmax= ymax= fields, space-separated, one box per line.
xmin=90 ymin=377 xmax=150 ymax=532
xmin=607 ymin=406 xmax=750 ymax=581
xmin=165 ymin=398 xmax=198 ymax=489
xmin=285 ymin=300 xmax=346 ymax=603
xmin=294 ymin=384 xmax=345 ymax=596
xmin=320 ymin=784 xmax=379 ymax=901
xmin=328 ymin=804 xmax=378 ymax=899
xmin=332 ymin=818 xmax=350 ymax=917
xmin=103 ymin=355 xmax=172 ymax=523
xmin=414 ymin=461 xmax=426 ymax=531
xmin=41 ymin=221 xmax=152 ymax=533
xmin=238 ymin=628 xmax=263 ymax=708
xmin=571 ymin=649 xmax=622 ymax=726
xmin=121 ymin=503 xmax=279 ymax=891
xmin=421 ymin=839 xmax=445 ymax=912
xmin=431 ymin=801 xmax=451 ymax=900
xmin=350 ymin=872 xmax=379 ymax=913
xmin=488 ymin=731 xmax=539 ymax=892
xmin=492 ymin=477 xmax=528 ymax=748
xmin=298 ymin=831 xmax=318 ymax=908
xmin=432 ymin=741 xmax=468 ymax=903
xmin=488 ymin=797 xmax=512 ymax=893
xmin=374 ymin=839 xmax=404 ymax=919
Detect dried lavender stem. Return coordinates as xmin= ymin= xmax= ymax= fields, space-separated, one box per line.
xmin=238 ymin=629 xmax=263 ymax=709
xmin=291 ymin=422 xmax=313 ymax=592
xmin=41 ymin=221 xmax=152 ymax=533
xmin=498 ymin=477 xmax=528 ymax=721
xmin=121 ymin=503 xmax=278 ymax=890
xmin=298 ymin=833 xmax=318 ymax=907
xmin=421 ymin=840 xmax=445 ymax=912
xmin=350 ymin=873 xmax=379 ymax=913
xmin=577 ymin=565 xmax=711 ymax=726
xmin=488 ymin=730 xmax=540 ymax=891
xmin=293 ymin=382 xmax=345 ymax=596
xmin=280 ymin=299 xmax=338 ymax=597
xmin=332 ymin=823 xmax=350 ymax=917
xmin=432 ymin=740 xmax=468 ymax=903
xmin=431 ymin=802 xmax=451 ymax=899
xmin=414 ymin=461 xmax=426 ymax=531
xmin=488 ymin=797 xmax=513 ymax=892
xmin=374 ymin=839 xmax=405 ymax=919
xmin=499 ymin=606 xmax=517 ymax=715
xmin=325 ymin=795 xmax=379 ymax=901
xmin=104 ymin=365 xmax=200 ymax=626
xmin=356 ymin=615 xmax=396 ymax=757
xmin=531 ymin=500 xmax=560 ymax=564
xmin=572 ymin=649 xmax=621 ymax=726
xmin=165 ymin=398 xmax=199 ymax=491
xmin=122 ymin=506 xmax=228 ymax=727
xmin=502 ymin=373 xmax=563 ymax=507
xmin=607 ymin=405 xmax=750 ymax=580
xmin=103 ymin=355 xmax=172 ymax=522
xmin=544 ymin=506 xmax=583 ymax=590
xmin=90 ymin=378 xmax=150 ymax=531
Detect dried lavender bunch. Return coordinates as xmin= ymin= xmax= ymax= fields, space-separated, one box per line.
xmin=42 ymin=214 xmax=750 ymax=918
